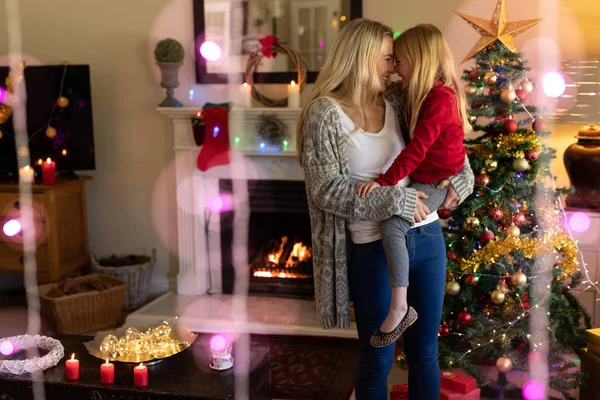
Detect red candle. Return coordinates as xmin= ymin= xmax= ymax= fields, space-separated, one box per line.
xmin=100 ymin=358 xmax=114 ymax=384
xmin=133 ymin=363 xmax=148 ymax=387
xmin=41 ymin=158 xmax=56 ymax=185
xmin=65 ymin=353 xmax=79 ymax=380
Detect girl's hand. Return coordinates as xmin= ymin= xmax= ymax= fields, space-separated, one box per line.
xmin=356 ymin=181 xmax=381 ymax=198
xmin=412 ymin=191 xmax=430 ymax=224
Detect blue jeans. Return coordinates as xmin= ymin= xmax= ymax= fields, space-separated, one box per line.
xmin=349 ymin=220 xmax=447 ymax=400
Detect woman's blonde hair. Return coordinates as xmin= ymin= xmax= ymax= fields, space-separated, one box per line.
xmin=395 ymin=24 xmax=470 ymax=138
xmin=296 ymin=18 xmax=393 ymax=164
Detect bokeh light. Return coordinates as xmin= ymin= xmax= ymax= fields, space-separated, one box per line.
xmin=522 ymin=380 xmax=545 ymax=400
xmin=200 ymin=41 xmax=222 ymax=62
xmin=569 ymin=211 xmax=591 ymax=233
xmin=543 ymin=71 xmax=566 ymax=98
xmin=3 ymin=219 xmax=21 ymax=237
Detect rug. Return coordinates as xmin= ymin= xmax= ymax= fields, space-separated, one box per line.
xmin=250 ymin=334 xmax=359 ymax=400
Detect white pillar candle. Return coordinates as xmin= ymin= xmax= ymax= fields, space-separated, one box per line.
xmin=19 ymin=165 xmax=34 ymax=183
xmin=287 ymin=80 xmax=300 ymax=108
xmin=241 ymin=82 xmax=252 ymax=108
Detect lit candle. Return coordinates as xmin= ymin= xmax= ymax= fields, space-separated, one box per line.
xmin=287 ymin=80 xmax=300 ymax=108
xmin=241 ymin=82 xmax=252 ymax=108
xmin=100 ymin=358 xmax=114 ymax=384
xmin=41 ymin=158 xmax=56 ymax=185
xmin=19 ymin=165 xmax=34 ymax=183
xmin=65 ymin=353 xmax=80 ymax=381
xmin=133 ymin=363 xmax=148 ymax=387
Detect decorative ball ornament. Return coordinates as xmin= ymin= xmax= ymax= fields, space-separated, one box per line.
xmin=515 ymin=89 xmax=528 ymax=101
xmin=500 ymin=86 xmax=517 ymax=103
xmin=45 ymin=126 xmax=57 ymax=139
xmin=489 ymin=207 xmax=503 ymax=221
xmin=445 ymin=281 xmax=461 ymax=296
xmin=506 ymin=224 xmax=521 ymax=237
xmin=496 ymin=356 xmax=513 ymax=373
xmin=465 ymin=82 xmax=478 ymax=95
xmin=498 ymin=281 xmax=510 ymax=294
xmin=395 ymin=352 xmax=407 ymax=368
xmin=491 ymin=289 xmax=506 ymax=304
xmin=532 ymin=118 xmax=547 ymax=132
xmin=503 ymin=118 xmax=518 ymax=134
xmin=464 ymin=216 xmax=480 ymax=230
xmin=447 ymin=251 xmax=459 ymax=261
xmin=484 ymin=159 xmax=498 ymax=171
xmin=513 ymin=157 xmax=530 ymax=172
xmin=511 ymin=271 xmax=528 ymax=286
xmin=512 ymin=212 xmax=526 ymax=226
xmin=470 ymin=68 xmax=481 ymax=80
xmin=465 ymin=274 xmax=479 ymax=286
xmin=480 ymin=230 xmax=495 ymax=244
xmin=483 ymin=71 xmax=498 ymax=85
xmin=57 ymin=96 xmax=69 ymax=108
xmin=476 ymin=174 xmax=490 ymax=186
xmin=468 ymin=115 xmax=478 ymax=125
xmin=458 ymin=311 xmax=472 ymax=325
xmin=525 ymin=149 xmax=539 ymax=160
xmin=439 ymin=325 xmax=450 ymax=335
xmin=520 ymin=79 xmax=534 ymax=94
xmin=471 ymin=102 xmax=483 ymax=110
xmin=438 ymin=208 xmax=452 ymax=219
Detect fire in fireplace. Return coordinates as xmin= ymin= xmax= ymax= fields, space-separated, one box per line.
xmin=219 ymin=180 xmax=314 ymax=298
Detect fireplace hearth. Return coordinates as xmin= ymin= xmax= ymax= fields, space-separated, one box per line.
xmin=219 ymin=179 xmax=314 ymax=298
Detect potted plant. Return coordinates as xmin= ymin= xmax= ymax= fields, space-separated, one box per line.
xmin=154 ymin=38 xmax=185 ymax=107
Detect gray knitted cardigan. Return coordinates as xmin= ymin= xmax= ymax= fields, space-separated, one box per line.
xmin=299 ymin=89 xmax=475 ymax=329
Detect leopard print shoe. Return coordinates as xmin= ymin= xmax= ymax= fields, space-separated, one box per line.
xmin=369 ymin=306 xmax=418 ymax=348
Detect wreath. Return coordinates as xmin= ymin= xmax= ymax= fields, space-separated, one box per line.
xmin=0 ymin=335 xmax=65 ymax=375
xmin=244 ymin=36 xmax=308 ymax=107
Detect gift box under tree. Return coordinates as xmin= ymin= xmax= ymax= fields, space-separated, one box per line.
xmin=390 ymin=371 xmax=480 ymax=400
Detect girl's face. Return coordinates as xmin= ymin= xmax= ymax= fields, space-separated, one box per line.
xmin=394 ymin=52 xmax=411 ymax=89
xmin=376 ymin=36 xmax=395 ymax=93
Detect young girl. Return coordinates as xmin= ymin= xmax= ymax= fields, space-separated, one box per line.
xmin=357 ymin=24 xmax=471 ymax=348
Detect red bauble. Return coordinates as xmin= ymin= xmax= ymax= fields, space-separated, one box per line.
xmin=447 ymin=251 xmax=459 ymax=261
xmin=437 ymin=208 xmax=452 ymax=219
xmin=489 ymin=207 xmax=504 ymax=221
xmin=503 ymin=118 xmax=518 ymax=134
xmin=525 ymin=149 xmax=539 ymax=160
xmin=476 ymin=174 xmax=491 ymax=186
xmin=512 ymin=212 xmax=526 ymax=226
xmin=439 ymin=325 xmax=450 ymax=335
xmin=458 ymin=311 xmax=472 ymax=325
xmin=471 ymin=103 xmax=483 ymax=110
xmin=480 ymin=230 xmax=495 ymax=244
xmin=470 ymin=68 xmax=481 ymax=80
xmin=515 ymin=89 xmax=528 ymax=101
xmin=464 ymin=274 xmax=479 ymax=286
xmin=532 ymin=119 xmax=547 ymax=132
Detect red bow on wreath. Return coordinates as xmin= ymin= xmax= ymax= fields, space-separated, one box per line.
xmin=259 ymin=35 xmax=279 ymax=58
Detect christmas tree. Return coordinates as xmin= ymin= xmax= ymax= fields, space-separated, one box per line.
xmin=435 ymin=1 xmax=591 ymax=398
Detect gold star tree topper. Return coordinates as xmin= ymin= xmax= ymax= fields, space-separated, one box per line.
xmin=456 ymin=0 xmax=541 ymax=63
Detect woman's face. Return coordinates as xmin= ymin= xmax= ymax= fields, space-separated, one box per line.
xmin=394 ymin=52 xmax=411 ymax=89
xmin=376 ymin=36 xmax=395 ymax=93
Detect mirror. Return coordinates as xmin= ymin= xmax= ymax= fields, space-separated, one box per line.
xmin=193 ymin=0 xmax=362 ymax=84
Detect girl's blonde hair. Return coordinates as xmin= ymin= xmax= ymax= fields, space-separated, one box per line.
xmin=297 ymin=18 xmax=393 ymax=164
xmin=395 ymin=24 xmax=470 ymax=138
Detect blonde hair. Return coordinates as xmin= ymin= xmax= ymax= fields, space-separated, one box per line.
xmin=297 ymin=18 xmax=393 ymax=164
xmin=395 ymin=24 xmax=470 ymax=138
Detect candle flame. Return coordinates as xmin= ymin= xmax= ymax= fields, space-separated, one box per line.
xmin=24 ymin=165 xmax=30 ymax=172
xmin=138 ymin=363 xmax=144 ymax=368
xmin=46 ymin=158 xmax=52 ymax=164
xmin=291 ymin=80 xmax=296 ymax=86
xmin=71 ymin=353 xmax=75 ymax=360
xmin=243 ymin=82 xmax=249 ymax=87
xmin=37 ymin=159 xmax=43 ymax=165
xmin=62 ymin=149 xmax=68 ymax=156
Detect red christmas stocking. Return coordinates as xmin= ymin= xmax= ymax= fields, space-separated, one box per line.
xmin=197 ymin=106 xmax=231 ymax=171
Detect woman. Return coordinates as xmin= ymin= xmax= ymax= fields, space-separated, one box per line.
xmin=297 ymin=19 xmax=474 ymax=399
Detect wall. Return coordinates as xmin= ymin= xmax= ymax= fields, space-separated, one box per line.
xmin=0 ymin=0 xmax=597 ymax=291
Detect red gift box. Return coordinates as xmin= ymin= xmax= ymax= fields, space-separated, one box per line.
xmin=452 ymin=375 xmax=477 ymax=394
xmin=390 ymin=384 xmax=409 ymax=399
xmin=441 ymin=370 xmax=457 ymax=389
xmin=440 ymin=387 xmax=481 ymax=400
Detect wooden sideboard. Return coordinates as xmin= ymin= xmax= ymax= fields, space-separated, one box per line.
xmin=568 ymin=209 xmax=600 ymax=327
xmin=0 ymin=177 xmax=91 ymax=283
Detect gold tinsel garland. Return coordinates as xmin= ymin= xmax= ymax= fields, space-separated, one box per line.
xmin=471 ymin=132 xmax=540 ymax=160
xmin=457 ymin=229 xmax=578 ymax=278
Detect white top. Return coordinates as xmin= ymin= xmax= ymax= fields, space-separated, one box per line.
xmin=336 ymin=100 xmax=439 ymax=244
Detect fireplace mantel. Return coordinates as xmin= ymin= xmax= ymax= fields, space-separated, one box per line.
xmin=157 ymin=106 xmax=305 ymax=295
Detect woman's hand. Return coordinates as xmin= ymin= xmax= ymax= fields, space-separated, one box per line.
xmin=437 ymin=179 xmax=460 ymax=209
xmin=412 ymin=191 xmax=430 ymax=224
xmin=356 ymin=181 xmax=381 ymax=198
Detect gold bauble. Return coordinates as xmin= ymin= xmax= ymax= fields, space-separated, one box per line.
xmin=464 ymin=216 xmax=480 ymax=230
xmin=484 ymin=159 xmax=498 ymax=171
xmin=520 ymin=79 xmax=534 ymax=94
xmin=57 ymin=96 xmax=69 ymax=108
xmin=465 ymin=82 xmax=478 ymax=95
xmin=491 ymin=289 xmax=506 ymax=304
xmin=496 ymin=356 xmax=513 ymax=373
xmin=484 ymin=71 xmax=498 ymax=85
xmin=513 ymin=157 xmax=530 ymax=171
xmin=45 ymin=126 xmax=57 ymax=139
xmin=498 ymin=282 xmax=510 ymax=294
xmin=445 ymin=280 xmax=461 ymax=296
xmin=511 ymin=271 xmax=527 ymax=286
xmin=468 ymin=115 xmax=478 ymax=125
xmin=500 ymin=86 xmax=517 ymax=103
xmin=505 ymin=224 xmax=521 ymax=237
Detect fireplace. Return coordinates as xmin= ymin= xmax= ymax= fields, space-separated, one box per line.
xmin=219 ymin=179 xmax=314 ymax=298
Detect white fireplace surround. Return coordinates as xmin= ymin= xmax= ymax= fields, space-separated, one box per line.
xmin=157 ymin=107 xmax=305 ymax=297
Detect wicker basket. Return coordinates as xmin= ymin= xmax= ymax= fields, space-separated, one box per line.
xmin=91 ymin=249 xmax=155 ymax=311
xmin=38 ymin=274 xmax=127 ymax=335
